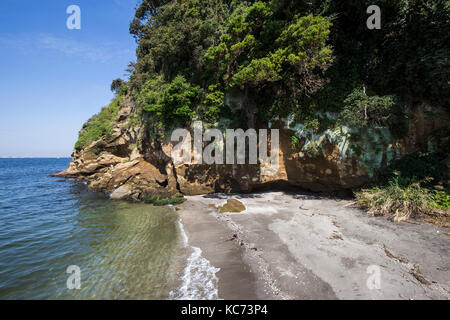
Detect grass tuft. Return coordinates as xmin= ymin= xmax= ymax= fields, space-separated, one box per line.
xmin=356 ymin=178 xmax=437 ymax=222
xmin=355 ymin=150 xmax=449 ymax=224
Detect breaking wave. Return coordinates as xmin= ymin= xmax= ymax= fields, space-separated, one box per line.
xmin=170 ymin=219 xmax=220 ymax=300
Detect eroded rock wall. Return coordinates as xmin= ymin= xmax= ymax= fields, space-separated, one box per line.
xmin=53 ymin=101 xmax=447 ymax=200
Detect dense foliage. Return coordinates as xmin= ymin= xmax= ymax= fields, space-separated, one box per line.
xmin=126 ymin=0 xmax=449 ymax=132
xmin=75 ymin=97 xmax=121 ymax=150
xmin=76 ymin=0 xmax=449 ymax=150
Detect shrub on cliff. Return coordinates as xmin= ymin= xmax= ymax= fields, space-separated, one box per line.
xmin=338 ymin=87 xmax=408 ymax=137
xmin=138 ymin=75 xmax=202 ymax=132
xmin=75 ymin=97 xmax=121 ymax=150
xmin=110 ymin=78 xmax=124 ymax=93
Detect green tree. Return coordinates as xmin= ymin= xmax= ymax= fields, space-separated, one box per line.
xmin=110 ymin=78 xmax=124 ymax=93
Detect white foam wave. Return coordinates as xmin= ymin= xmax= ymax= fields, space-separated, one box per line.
xmin=170 ymin=219 xmax=220 ymax=300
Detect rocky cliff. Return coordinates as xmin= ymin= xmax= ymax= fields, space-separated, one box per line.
xmin=51 ymin=1 xmax=450 ymax=203
xmin=52 ymin=97 xmax=447 ymax=201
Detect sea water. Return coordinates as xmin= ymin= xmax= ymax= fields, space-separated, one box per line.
xmin=0 ymin=158 xmax=219 ymax=299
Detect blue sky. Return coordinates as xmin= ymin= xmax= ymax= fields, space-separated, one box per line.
xmin=0 ymin=0 xmax=138 ymax=157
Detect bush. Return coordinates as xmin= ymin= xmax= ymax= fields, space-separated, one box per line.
xmin=139 ymin=75 xmax=201 ymax=129
xmin=201 ymin=85 xmax=224 ymax=123
xmin=430 ymin=188 xmax=450 ymax=211
xmin=290 ymin=135 xmax=300 ymax=149
xmin=339 ymin=87 xmax=399 ymax=129
xmin=356 ymin=151 xmax=449 ymax=222
xmin=91 ymin=141 xmax=106 ymax=156
xmin=356 ymin=177 xmax=435 ymax=222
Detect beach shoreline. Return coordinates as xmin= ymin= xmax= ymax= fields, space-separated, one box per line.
xmin=177 ymin=191 xmax=450 ymax=300
xmin=177 ymin=199 xmax=272 ymax=300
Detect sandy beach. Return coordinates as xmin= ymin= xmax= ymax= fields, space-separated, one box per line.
xmin=178 ymin=191 xmax=450 ymax=300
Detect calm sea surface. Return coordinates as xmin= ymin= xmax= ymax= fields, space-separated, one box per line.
xmin=0 ymin=158 xmax=187 ymax=299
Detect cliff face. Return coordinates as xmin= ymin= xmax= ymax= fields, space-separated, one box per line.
xmin=51 ymin=1 xmax=449 ymax=201
xmin=53 ymin=98 xmax=447 ymax=200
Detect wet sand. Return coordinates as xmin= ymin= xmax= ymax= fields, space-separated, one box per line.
xmin=178 ymin=200 xmax=272 ymax=299
xmin=178 ymin=191 xmax=450 ymax=300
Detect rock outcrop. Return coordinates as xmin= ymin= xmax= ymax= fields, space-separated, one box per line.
xmin=52 ymin=99 xmax=448 ymax=200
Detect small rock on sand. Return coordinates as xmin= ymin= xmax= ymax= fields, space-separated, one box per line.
xmin=219 ymin=199 xmax=246 ymax=213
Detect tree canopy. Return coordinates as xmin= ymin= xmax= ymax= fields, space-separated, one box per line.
xmin=76 ymin=0 xmax=449 ymax=148
xmin=128 ymin=0 xmax=448 ymax=133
